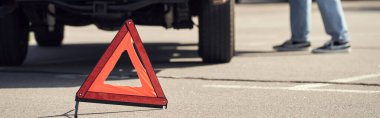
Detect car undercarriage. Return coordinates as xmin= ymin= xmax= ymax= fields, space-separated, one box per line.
xmin=0 ymin=0 xmax=235 ymax=66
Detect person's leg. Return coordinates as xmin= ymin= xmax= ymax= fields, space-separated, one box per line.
xmin=273 ymin=0 xmax=312 ymax=51
xmin=290 ymin=0 xmax=312 ymax=43
xmin=312 ymin=0 xmax=350 ymax=53
xmin=316 ymin=0 xmax=349 ymax=42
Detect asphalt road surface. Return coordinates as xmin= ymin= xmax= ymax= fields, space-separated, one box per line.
xmin=1 ymin=1 xmax=380 ymax=118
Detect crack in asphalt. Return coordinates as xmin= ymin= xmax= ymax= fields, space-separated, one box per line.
xmin=1 ymin=70 xmax=380 ymax=87
xmin=0 ymin=69 xmax=82 ymax=75
xmin=158 ymin=76 xmax=380 ymax=87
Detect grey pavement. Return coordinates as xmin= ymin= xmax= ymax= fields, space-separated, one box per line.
xmin=1 ymin=1 xmax=380 ymax=118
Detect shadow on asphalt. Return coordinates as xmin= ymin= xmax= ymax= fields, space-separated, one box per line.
xmin=39 ymin=108 xmax=161 ymax=118
xmin=0 ymin=43 xmax=307 ymax=88
xmin=236 ymin=50 xmax=311 ymax=57
xmin=0 ymin=43 xmax=206 ymax=88
xmin=345 ymin=6 xmax=380 ymax=12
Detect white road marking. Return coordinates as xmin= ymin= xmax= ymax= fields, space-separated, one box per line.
xmin=329 ymin=73 xmax=380 ymax=83
xmin=290 ymin=73 xmax=380 ymax=89
xmin=203 ymin=73 xmax=380 ymax=94
xmin=203 ymin=85 xmax=288 ymax=90
xmin=293 ymin=88 xmax=380 ymax=94
xmin=289 ymin=83 xmax=330 ymax=90
xmin=203 ymin=85 xmax=380 ymax=94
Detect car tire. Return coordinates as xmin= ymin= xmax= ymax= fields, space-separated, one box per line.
xmin=199 ymin=0 xmax=235 ymax=63
xmin=0 ymin=8 xmax=29 ymax=66
xmin=34 ymin=22 xmax=64 ymax=47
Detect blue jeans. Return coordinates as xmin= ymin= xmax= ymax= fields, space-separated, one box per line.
xmin=289 ymin=0 xmax=349 ymax=42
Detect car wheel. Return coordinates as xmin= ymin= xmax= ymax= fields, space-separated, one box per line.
xmin=0 ymin=8 xmax=29 ymax=66
xmin=199 ymin=0 xmax=235 ymax=63
xmin=34 ymin=22 xmax=64 ymax=47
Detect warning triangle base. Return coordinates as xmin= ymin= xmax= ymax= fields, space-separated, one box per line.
xmin=76 ymin=95 xmax=167 ymax=108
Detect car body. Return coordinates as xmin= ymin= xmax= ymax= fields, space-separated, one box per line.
xmin=0 ymin=0 xmax=235 ymax=66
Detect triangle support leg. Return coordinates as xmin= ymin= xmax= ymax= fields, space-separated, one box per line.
xmin=74 ymin=101 xmax=79 ymax=118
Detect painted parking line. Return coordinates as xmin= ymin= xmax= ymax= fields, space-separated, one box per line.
xmin=290 ymin=73 xmax=380 ymax=89
xmin=203 ymin=85 xmax=380 ymax=94
xmin=203 ymin=73 xmax=380 ymax=94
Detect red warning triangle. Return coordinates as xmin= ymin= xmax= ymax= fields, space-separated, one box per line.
xmin=75 ymin=19 xmax=167 ymax=108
